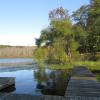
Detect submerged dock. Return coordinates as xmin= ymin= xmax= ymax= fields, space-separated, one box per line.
xmin=0 ymin=77 xmax=15 ymax=91
xmin=0 ymin=67 xmax=100 ymax=100
xmin=65 ymin=67 xmax=100 ymax=99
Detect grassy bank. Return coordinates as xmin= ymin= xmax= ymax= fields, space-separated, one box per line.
xmin=95 ymin=74 xmax=100 ymax=81
xmin=47 ymin=61 xmax=100 ymax=70
xmin=74 ymin=61 xmax=100 ymax=70
xmin=48 ymin=63 xmax=73 ymax=70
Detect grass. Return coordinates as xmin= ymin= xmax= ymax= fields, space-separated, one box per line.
xmin=95 ymin=74 xmax=100 ymax=81
xmin=48 ymin=63 xmax=73 ymax=70
xmin=74 ymin=61 xmax=100 ymax=81
xmin=74 ymin=61 xmax=100 ymax=70
xmin=47 ymin=61 xmax=100 ymax=82
xmin=47 ymin=61 xmax=100 ymax=70
xmin=34 ymin=59 xmax=100 ymax=81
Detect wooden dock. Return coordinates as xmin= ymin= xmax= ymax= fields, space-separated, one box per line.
xmin=65 ymin=67 xmax=100 ymax=99
xmin=0 ymin=77 xmax=15 ymax=91
xmin=0 ymin=67 xmax=100 ymax=100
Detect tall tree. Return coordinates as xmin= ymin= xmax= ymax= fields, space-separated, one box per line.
xmin=34 ymin=7 xmax=79 ymax=64
xmin=72 ymin=5 xmax=89 ymax=30
xmin=72 ymin=0 xmax=100 ymax=54
xmin=87 ymin=0 xmax=100 ymax=54
xmin=49 ymin=7 xmax=79 ymax=62
xmin=72 ymin=6 xmax=89 ymax=53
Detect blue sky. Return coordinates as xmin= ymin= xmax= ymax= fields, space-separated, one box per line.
xmin=0 ymin=0 xmax=89 ymax=46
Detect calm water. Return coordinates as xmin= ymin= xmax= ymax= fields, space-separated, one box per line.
xmin=0 ymin=58 xmax=33 ymax=63
xmin=0 ymin=59 xmax=68 ymax=96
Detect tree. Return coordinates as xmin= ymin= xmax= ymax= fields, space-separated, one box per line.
xmin=72 ymin=5 xmax=89 ymax=30
xmin=73 ymin=25 xmax=88 ymax=53
xmin=49 ymin=7 xmax=69 ymax=20
xmin=34 ymin=7 xmax=79 ymax=64
xmin=49 ymin=7 xmax=79 ymax=62
xmin=72 ymin=5 xmax=89 ymax=53
xmin=87 ymin=0 xmax=100 ymax=54
xmin=87 ymin=17 xmax=100 ymax=54
xmin=72 ymin=0 xmax=100 ymax=55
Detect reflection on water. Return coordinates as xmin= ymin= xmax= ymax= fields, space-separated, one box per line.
xmin=0 ymin=67 xmax=69 ymax=96
xmin=34 ymin=68 xmax=69 ymax=96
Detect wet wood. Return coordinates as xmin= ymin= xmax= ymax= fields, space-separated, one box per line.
xmin=65 ymin=67 xmax=100 ymax=98
xmin=0 ymin=77 xmax=15 ymax=91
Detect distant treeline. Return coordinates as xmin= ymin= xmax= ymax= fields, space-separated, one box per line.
xmin=0 ymin=45 xmax=36 ymax=58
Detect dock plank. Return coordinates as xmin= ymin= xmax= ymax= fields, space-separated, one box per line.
xmin=65 ymin=67 xmax=100 ymax=98
xmin=0 ymin=77 xmax=15 ymax=91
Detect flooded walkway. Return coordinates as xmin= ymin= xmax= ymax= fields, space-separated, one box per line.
xmin=0 ymin=67 xmax=100 ymax=100
xmin=65 ymin=67 xmax=100 ymax=99
xmin=0 ymin=77 xmax=15 ymax=91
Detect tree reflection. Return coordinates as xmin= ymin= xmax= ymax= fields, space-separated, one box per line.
xmin=34 ymin=68 xmax=69 ymax=96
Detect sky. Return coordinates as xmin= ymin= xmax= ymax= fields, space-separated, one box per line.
xmin=0 ymin=0 xmax=89 ymax=46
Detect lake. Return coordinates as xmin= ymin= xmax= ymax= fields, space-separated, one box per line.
xmin=0 ymin=58 xmax=68 ymax=96
xmin=0 ymin=58 xmax=33 ymax=63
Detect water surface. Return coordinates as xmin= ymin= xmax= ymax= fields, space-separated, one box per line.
xmin=0 ymin=63 xmax=68 ymax=96
xmin=0 ymin=58 xmax=33 ymax=63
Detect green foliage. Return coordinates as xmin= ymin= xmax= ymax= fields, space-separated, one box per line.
xmin=35 ymin=28 xmax=51 ymax=47
xmin=89 ymin=0 xmax=100 ymax=18
xmin=87 ymin=17 xmax=100 ymax=53
xmin=73 ymin=25 xmax=88 ymax=53
xmin=34 ymin=0 xmax=100 ymax=69
xmin=47 ymin=38 xmax=68 ymax=64
xmin=74 ymin=61 xmax=100 ymax=70
xmin=49 ymin=7 xmax=69 ymax=20
xmin=87 ymin=0 xmax=100 ymax=54
xmin=50 ymin=19 xmax=72 ymax=36
xmin=72 ymin=5 xmax=88 ymax=29
xmin=34 ymin=7 xmax=79 ymax=66
xmin=33 ymin=47 xmax=48 ymax=62
xmin=48 ymin=63 xmax=73 ymax=70
xmin=95 ymin=74 xmax=100 ymax=81
xmin=72 ymin=0 xmax=100 ymax=54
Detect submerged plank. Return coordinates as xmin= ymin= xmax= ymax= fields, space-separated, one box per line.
xmin=0 ymin=77 xmax=15 ymax=90
xmin=65 ymin=67 xmax=100 ymax=98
